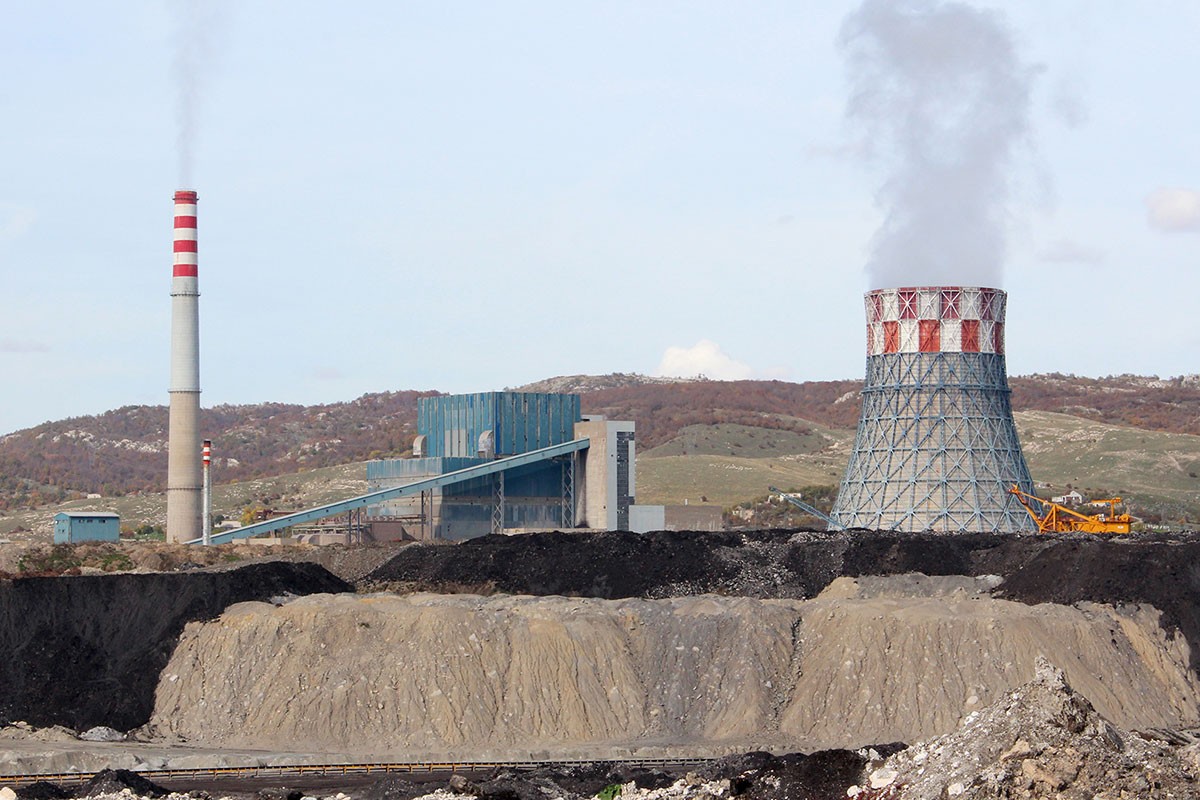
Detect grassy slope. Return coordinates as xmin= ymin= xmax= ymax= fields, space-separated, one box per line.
xmin=637 ymin=413 xmax=1200 ymax=520
xmin=1016 ymin=410 xmax=1200 ymax=518
xmin=0 ymin=462 xmax=368 ymax=539
xmin=637 ymin=422 xmax=853 ymax=507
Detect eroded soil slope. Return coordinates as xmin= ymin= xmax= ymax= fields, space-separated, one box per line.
xmin=150 ymin=581 xmax=1199 ymax=755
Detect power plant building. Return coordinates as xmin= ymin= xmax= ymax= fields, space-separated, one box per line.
xmin=830 ymin=286 xmax=1036 ymax=532
xmin=367 ymin=392 xmax=643 ymax=540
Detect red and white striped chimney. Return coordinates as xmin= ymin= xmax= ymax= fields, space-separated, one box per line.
xmin=167 ymin=189 xmax=203 ymax=543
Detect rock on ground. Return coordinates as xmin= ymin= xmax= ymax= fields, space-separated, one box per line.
xmin=860 ymin=657 xmax=1200 ymax=799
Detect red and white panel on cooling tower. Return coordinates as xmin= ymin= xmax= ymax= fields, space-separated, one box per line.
xmin=864 ymin=287 xmax=1006 ymax=356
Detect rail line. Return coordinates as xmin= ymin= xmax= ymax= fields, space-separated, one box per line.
xmin=0 ymin=757 xmax=717 ymax=788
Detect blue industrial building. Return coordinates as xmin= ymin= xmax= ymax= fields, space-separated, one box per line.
xmin=201 ymin=390 xmax=667 ymax=545
xmin=370 ymin=392 xmax=591 ymax=540
xmin=416 ymin=392 xmax=580 ymax=458
xmin=53 ymin=512 xmax=120 ymax=544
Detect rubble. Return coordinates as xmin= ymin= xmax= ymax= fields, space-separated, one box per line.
xmin=856 ymin=657 xmax=1200 ymax=799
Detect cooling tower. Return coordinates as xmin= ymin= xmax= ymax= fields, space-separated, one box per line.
xmin=829 ymin=286 xmax=1035 ymax=532
xmin=167 ymin=189 xmax=202 ymax=543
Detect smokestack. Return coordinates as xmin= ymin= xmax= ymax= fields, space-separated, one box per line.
xmin=830 ymin=286 xmax=1035 ymax=532
xmin=167 ymin=189 xmax=202 ymax=543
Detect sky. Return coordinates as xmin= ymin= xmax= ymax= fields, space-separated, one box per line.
xmin=1 ymin=1 xmax=1198 ymax=435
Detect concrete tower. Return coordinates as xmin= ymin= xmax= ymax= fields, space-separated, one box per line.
xmin=829 ymin=286 xmax=1036 ymax=532
xmin=167 ymin=189 xmax=202 ymax=543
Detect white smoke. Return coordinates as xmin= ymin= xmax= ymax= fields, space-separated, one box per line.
xmin=840 ymin=0 xmax=1036 ymax=288
xmin=171 ymin=1 xmax=229 ymax=187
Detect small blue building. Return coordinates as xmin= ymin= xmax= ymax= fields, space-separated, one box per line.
xmin=53 ymin=512 xmax=120 ymax=544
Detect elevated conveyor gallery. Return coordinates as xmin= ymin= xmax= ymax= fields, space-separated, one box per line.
xmin=190 ymin=438 xmax=589 ymax=544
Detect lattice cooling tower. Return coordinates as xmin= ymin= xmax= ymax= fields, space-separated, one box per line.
xmin=829 ymin=286 xmax=1036 ymax=532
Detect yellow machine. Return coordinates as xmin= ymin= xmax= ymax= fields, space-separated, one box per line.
xmin=1008 ymin=485 xmax=1132 ymax=534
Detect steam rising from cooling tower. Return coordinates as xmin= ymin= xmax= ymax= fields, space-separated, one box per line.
xmin=840 ymin=0 xmax=1035 ymax=286
xmin=167 ymin=191 xmax=202 ymax=543
xmin=831 ymin=3 xmax=1038 ymax=532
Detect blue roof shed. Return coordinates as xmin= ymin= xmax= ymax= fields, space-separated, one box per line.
xmin=53 ymin=512 xmax=120 ymax=544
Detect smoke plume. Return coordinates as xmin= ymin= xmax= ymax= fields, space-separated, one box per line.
xmin=171 ymin=1 xmax=227 ymax=187
xmin=840 ymin=0 xmax=1035 ymax=288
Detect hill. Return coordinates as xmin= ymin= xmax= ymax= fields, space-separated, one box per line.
xmin=0 ymin=373 xmax=1197 ymax=528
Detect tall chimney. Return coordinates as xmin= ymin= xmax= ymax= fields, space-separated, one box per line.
xmin=830 ymin=286 xmax=1036 ymax=532
xmin=167 ymin=189 xmax=202 ymax=543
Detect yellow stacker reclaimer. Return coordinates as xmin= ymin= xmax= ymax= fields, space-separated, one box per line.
xmin=1008 ymin=485 xmax=1133 ymax=534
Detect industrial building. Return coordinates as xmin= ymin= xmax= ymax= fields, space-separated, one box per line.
xmin=54 ymin=512 xmax=120 ymax=544
xmin=203 ymin=391 xmax=661 ymax=544
xmin=830 ymin=286 xmax=1036 ymax=532
xmin=365 ymin=393 xmax=638 ymax=540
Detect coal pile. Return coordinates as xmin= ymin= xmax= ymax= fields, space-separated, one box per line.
xmin=365 ymin=529 xmax=1200 ymax=669
xmin=348 ymin=756 xmax=877 ymax=800
xmin=0 ymin=561 xmax=351 ymax=731
xmin=77 ymin=769 xmax=168 ymax=798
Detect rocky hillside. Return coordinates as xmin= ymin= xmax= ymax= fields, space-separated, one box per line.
xmin=0 ymin=373 xmax=1197 ymax=514
xmin=0 ymin=392 xmax=431 ymax=510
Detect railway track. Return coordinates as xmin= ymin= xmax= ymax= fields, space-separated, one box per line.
xmin=0 ymin=757 xmax=717 ymax=790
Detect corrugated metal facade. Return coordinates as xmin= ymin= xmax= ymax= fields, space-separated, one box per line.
xmin=54 ymin=512 xmax=120 ymax=544
xmin=418 ymin=392 xmax=581 ymax=458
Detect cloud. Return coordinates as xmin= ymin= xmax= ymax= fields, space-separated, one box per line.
xmin=0 ymin=339 xmax=50 ymax=354
xmin=1146 ymin=188 xmax=1200 ymax=233
xmin=655 ymin=340 xmax=754 ymax=381
xmin=0 ymin=207 xmax=36 ymax=243
xmin=1039 ymin=239 xmax=1104 ymax=264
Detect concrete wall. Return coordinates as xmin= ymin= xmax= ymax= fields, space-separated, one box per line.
xmin=664 ymin=505 xmax=725 ymax=532
xmin=576 ymin=418 xmax=635 ymax=531
xmin=629 ymin=504 xmax=665 ymax=533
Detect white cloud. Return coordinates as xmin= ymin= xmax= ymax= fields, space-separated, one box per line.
xmin=655 ymin=340 xmax=753 ymax=381
xmin=1146 ymin=188 xmax=1200 ymax=233
xmin=0 ymin=207 xmax=36 ymax=243
xmin=1039 ymin=239 xmax=1105 ymax=264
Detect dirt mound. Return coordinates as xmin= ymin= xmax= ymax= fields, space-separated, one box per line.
xmin=366 ymin=530 xmax=1200 ymax=671
xmin=150 ymin=588 xmax=1200 ymax=754
xmin=0 ymin=562 xmax=351 ymax=731
xmin=862 ymin=657 xmax=1200 ymax=799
